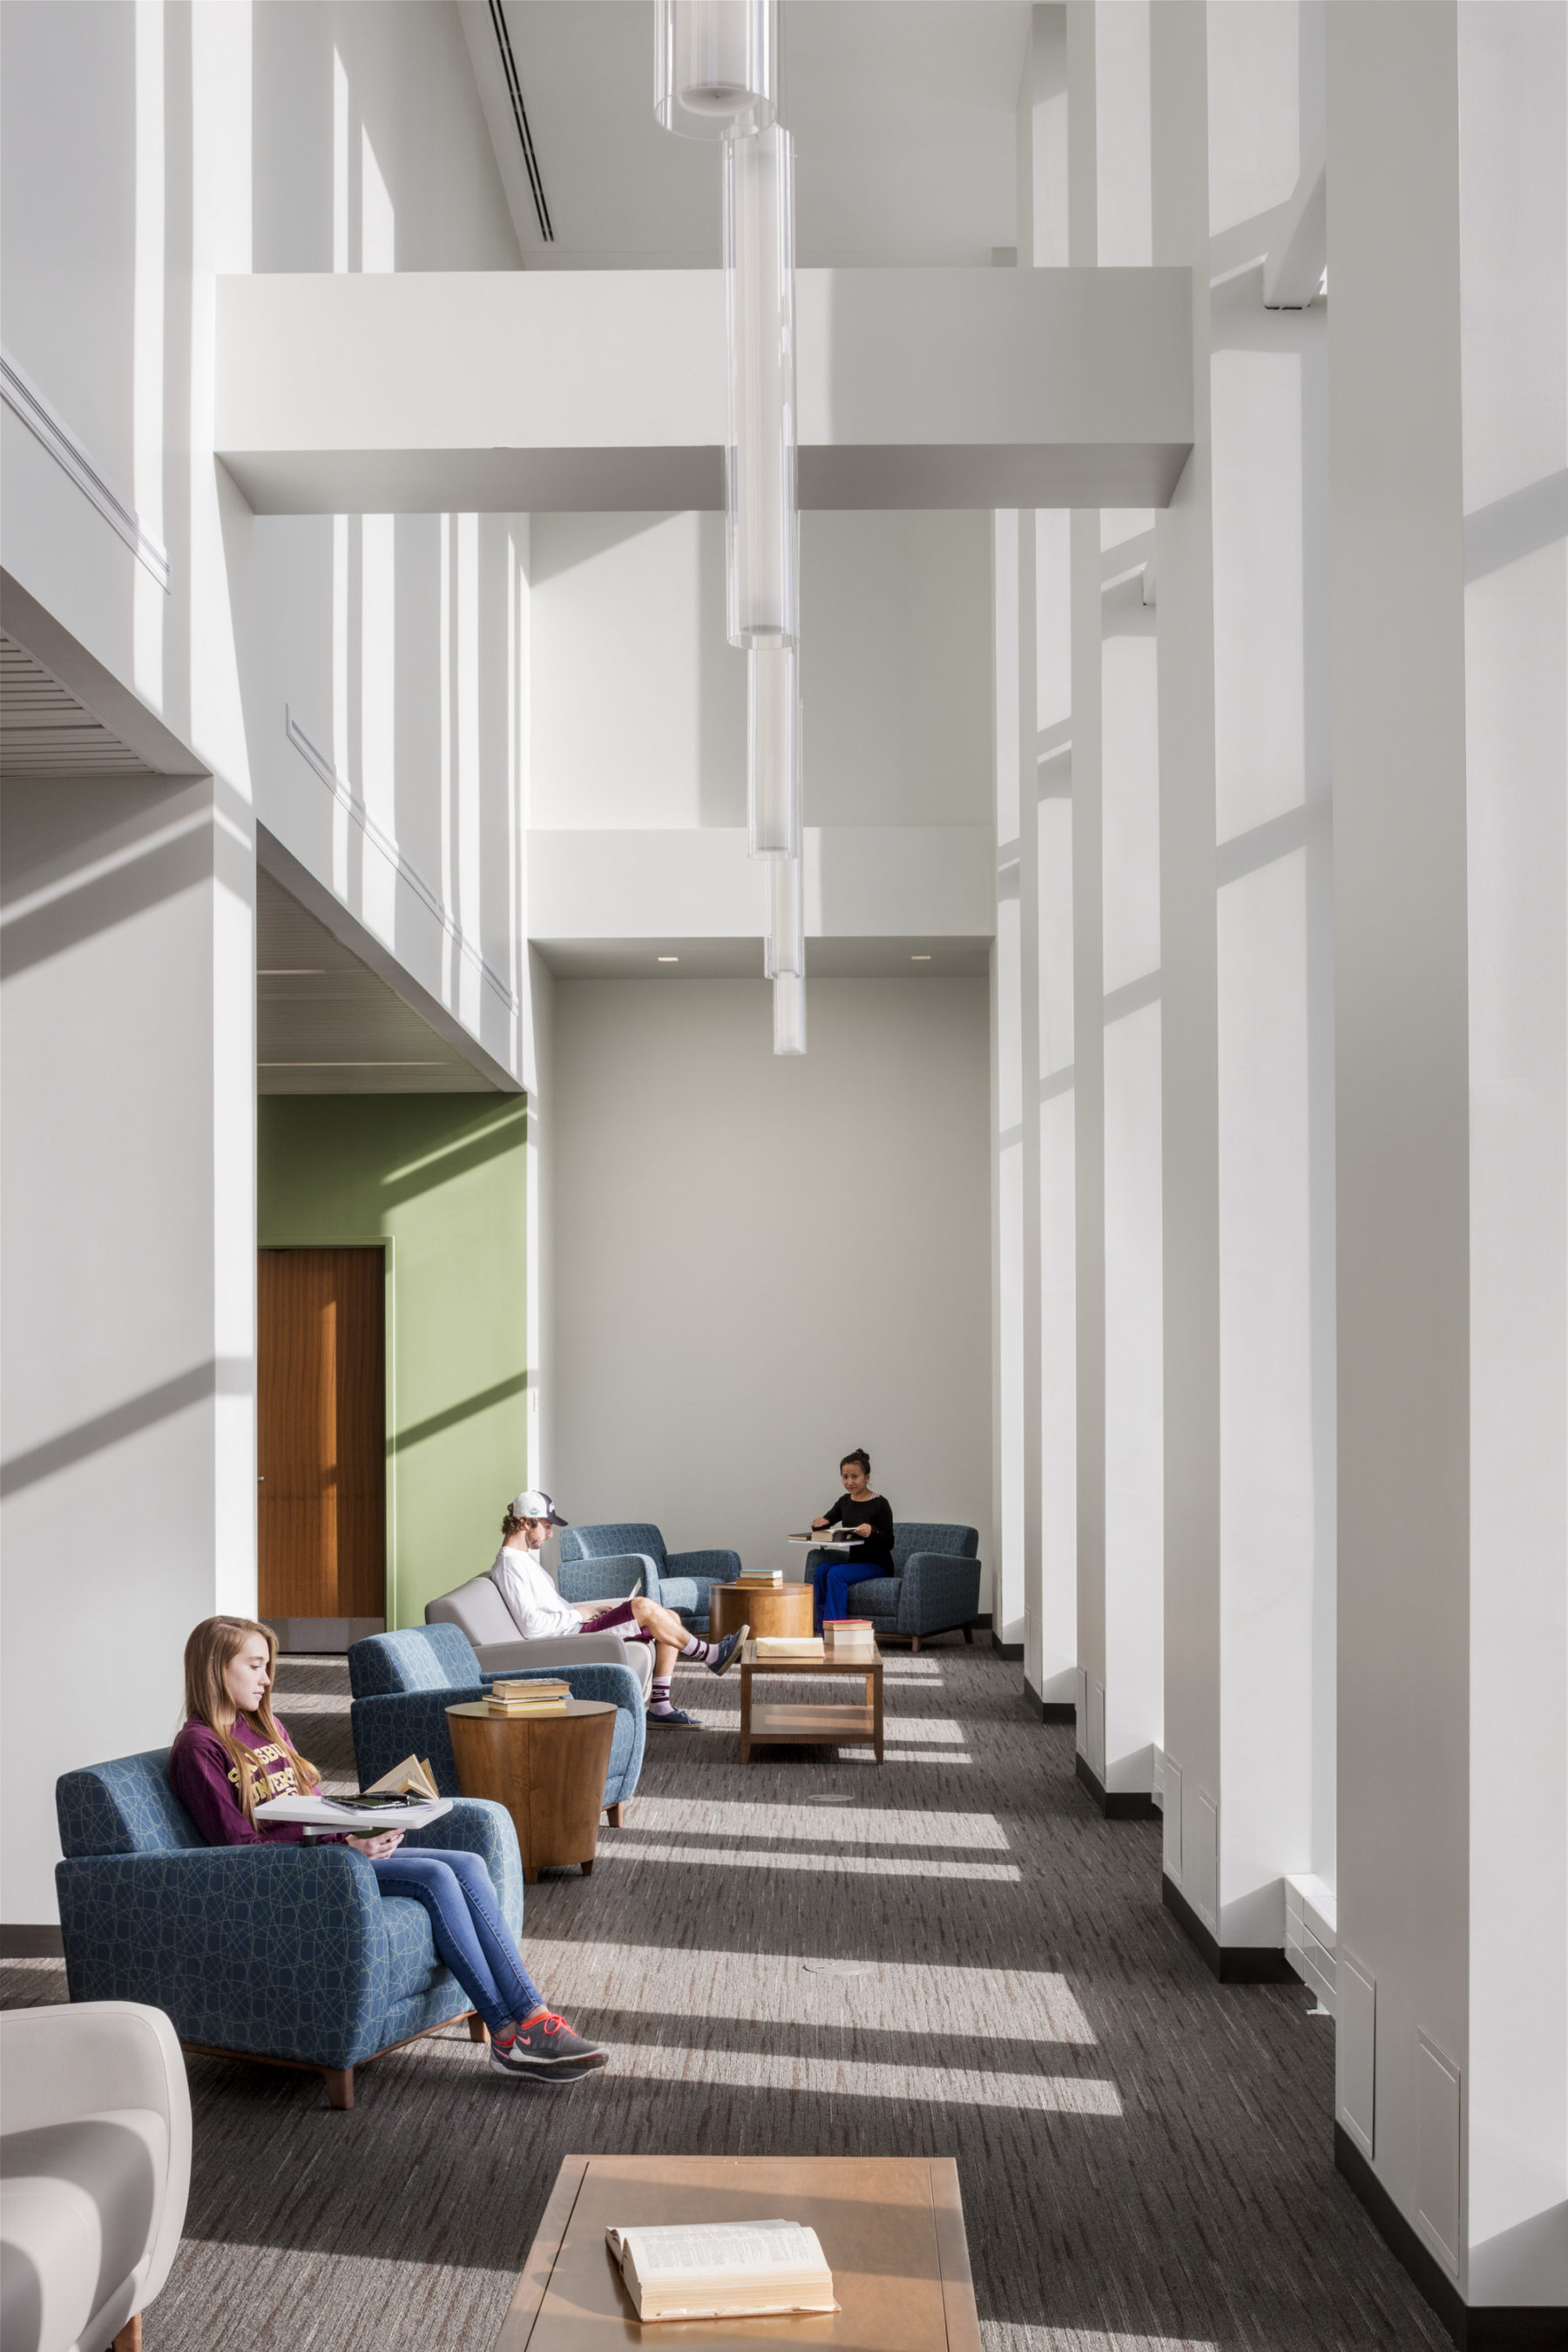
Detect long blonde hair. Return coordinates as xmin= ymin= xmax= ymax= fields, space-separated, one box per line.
xmin=182 ymin=1617 xmax=321 ymax=1821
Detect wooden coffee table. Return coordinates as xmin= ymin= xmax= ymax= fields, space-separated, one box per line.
xmin=708 ymin=1579 xmax=815 ymax=1644
xmin=739 ymin=1640 xmax=884 ymax=1765
xmin=494 ymin=2153 xmax=980 ymax=2352
xmin=446 ymin=1700 xmax=617 ymax=1885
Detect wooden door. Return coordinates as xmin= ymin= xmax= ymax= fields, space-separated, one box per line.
xmin=259 ymin=1248 xmax=386 ymax=1619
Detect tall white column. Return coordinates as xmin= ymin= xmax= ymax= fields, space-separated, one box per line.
xmin=1065 ymin=1 xmax=1164 ymax=1804
xmin=1 ymin=769 xmax=256 ymax=1924
xmin=1329 ymin=0 xmax=1566 ymax=2314
xmin=1151 ymin=0 xmax=1333 ymax=1948
xmin=1007 ymin=5 xmax=1076 ymax=1693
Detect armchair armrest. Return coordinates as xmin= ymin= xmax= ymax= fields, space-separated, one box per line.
xmin=402 ymin=1796 xmax=524 ymax=1937
xmin=664 ymin=1548 xmax=742 ymax=1583
xmin=896 ymin=1551 xmax=983 ymax=1636
xmin=557 ymin=1552 xmax=661 ymax=1605
xmin=0 ymin=2002 xmax=192 ymax=2316
xmin=472 ymin=1632 xmax=639 ymax=1676
xmin=55 ymin=1844 xmax=393 ymax=2070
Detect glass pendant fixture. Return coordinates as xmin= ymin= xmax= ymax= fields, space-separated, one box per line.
xmin=763 ymin=845 xmax=803 ymax=978
xmin=724 ymin=121 xmax=797 ymax=647
xmin=773 ymin=970 xmax=807 ymax=1055
xmin=654 ymin=0 xmax=774 ymax=139
xmin=747 ymin=642 xmax=801 ymax=859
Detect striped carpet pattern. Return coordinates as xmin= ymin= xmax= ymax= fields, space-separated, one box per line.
xmin=3 ymin=1646 xmax=1450 ymax=2352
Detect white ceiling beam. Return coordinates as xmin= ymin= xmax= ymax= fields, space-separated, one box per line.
xmin=1262 ymin=133 xmax=1327 ymax=310
xmin=215 ymin=267 xmax=1193 ymax=514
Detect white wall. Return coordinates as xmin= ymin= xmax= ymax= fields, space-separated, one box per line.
xmin=528 ymin=510 xmax=993 ymax=833
xmin=252 ymin=0 xmax=519 ymax=274
xmin=551 ymin=977 xmax=992 ymax=1591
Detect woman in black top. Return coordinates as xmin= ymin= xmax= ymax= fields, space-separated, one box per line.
xmin=809 ymin=1450 xmax=895 ymax=1632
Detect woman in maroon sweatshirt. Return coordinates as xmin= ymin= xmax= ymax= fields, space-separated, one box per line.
xmin=167 ymin=1616 xmax=606 ymax=2085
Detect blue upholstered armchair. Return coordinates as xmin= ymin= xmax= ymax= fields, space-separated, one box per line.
xmin=54 ymin=1749 xmax=522 ymax=2111
xmin=557 ymin=1522 xmax=741 ymax=1634
xmin=348 ymin=1623 xmax=645 ymax=1823
xmin=806 ymin=1521 xmax=983 ymax=1649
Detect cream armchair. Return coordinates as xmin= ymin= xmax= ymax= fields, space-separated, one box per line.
xmin=0 ymin=2001 xmax=191 ymax=2352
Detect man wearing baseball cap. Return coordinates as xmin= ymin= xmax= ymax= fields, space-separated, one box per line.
xmin=489 ymin=1491 xmax=746 ymax=1726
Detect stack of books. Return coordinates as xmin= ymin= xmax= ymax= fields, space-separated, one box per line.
xmin=604 ymin=2220 xmax=836 ymax=2322
xmin=754 ymin=1635 xmax=824 ymax=1662
xmin=824 ymin=1618 xmax=876 ymax=1660
xmin=734 ymin=1569 xmax=784 ymax=1589
xmin=487 ymin=1677 xmax=570 ymax=1717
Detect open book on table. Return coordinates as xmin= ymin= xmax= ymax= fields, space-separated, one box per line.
xmin=604 ymin=2220 xmax=837 ymax=2323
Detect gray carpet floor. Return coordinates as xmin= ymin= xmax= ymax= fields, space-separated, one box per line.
xmin=3 ymin=1646 xmax=1450 ymax=2352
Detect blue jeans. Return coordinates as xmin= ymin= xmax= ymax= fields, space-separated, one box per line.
xmin=370 ymin=1846 xmax=544 ymax=2037
xmin=812 ymin=1554 xmax=890 ymax=1632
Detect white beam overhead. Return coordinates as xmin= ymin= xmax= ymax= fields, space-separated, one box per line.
xmin=215 ymin=267 xmax=1193 ymax=514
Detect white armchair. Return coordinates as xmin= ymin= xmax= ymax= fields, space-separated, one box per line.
xmin=0 ymin=2001 xmax=191 ymax=2352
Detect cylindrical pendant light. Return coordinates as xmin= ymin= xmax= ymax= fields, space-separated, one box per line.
xmin=747 ymin=642 xmax=801 ymax=859
xmin=764 ymin=846 xmax=803 ymax=978
xmin=655 ymin=0 xmax=774 ymax=139
xmin=773 ymin=970 xmax=807 ymax=1055
xmin=724 ymin=122 xmax=797 ymax=647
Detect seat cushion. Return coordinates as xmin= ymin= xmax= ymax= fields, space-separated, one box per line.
xmin=1 ymin=2106 xmax=167 ymax=2352
xmin=848 ymin=1576 xmax=902 ymax=1619
xmin=655 ymin=1577 xmax=700 ymax=1618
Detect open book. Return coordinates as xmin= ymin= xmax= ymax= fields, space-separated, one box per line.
xmin=604 ymin=2220 xmax=837 ymax=2322
xmin=256 ymin=1754 xmax=451 ymax=1831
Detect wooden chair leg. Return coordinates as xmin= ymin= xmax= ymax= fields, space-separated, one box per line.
xmin=605 ymin=1802 xmax=624 ymax=1827
xmin=910 ymin=1636 xmax=921 ymax=1652
xmin=468 ymin=2013 xmax=489 ymax=2043
xmin=112 ymin=2318 xmax=142 ymax=2352
xmin=324 ymin=2067 xmax=354 ymax=2111
xmin=962 ymin=1623 xmax=974 ymax=1644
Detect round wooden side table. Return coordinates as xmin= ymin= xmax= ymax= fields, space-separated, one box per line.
xmin=707 ymin=1580 xmax=815 ymax=1644
xmin=445 ymin=1700 xmax=617 ymax=1885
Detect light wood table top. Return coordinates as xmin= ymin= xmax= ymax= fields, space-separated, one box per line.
xmin=494 ymin=2153 xmax=981 ymax=2352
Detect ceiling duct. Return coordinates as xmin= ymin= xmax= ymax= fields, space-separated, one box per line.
xmin=486 ymin=0 xmax=553 ymax=243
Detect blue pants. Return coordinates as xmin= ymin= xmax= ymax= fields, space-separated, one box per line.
xmin=370 ymin=1846 xmax=544 ymax=2038
xmin=812 ymin=1555 xmax=889 ymax=1632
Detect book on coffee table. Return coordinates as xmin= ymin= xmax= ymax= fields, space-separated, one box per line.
xmin=604 ymin=2219 xmax=837 ymax=2322
xmin=488 ymin=1677 xmax=571 ymax=1716
xmin=753 ymin=1635 xmax=824 ymax=1661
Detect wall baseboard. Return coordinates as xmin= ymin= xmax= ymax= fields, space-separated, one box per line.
xmin=1335 ymin=2126 xmax=1565 ymax=2349
xmin=990 ymin=1631 xmax=1024 ymax=1659
xmin=1039 ymin=1701 xmax=1076 ymax=1725
xmin=1 ymin=1924 xmax=64 ymax=1958
xmin=1075 ymin=1752 xmax=1159 ymax=1819
xmin=1160 ymin=1874 xmax=1298 ymax=1982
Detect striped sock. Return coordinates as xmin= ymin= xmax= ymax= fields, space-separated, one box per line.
xmin=649 ymin=1676 xmax=676 ymax=1715
xmin=681 ymin=1635 xmax=715 ymax=1664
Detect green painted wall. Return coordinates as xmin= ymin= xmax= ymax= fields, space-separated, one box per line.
xmin=258 ymin=1096 xmax=528 ymax=1630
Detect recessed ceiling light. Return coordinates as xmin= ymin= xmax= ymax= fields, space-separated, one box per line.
xmin=910 ymin=954 xmax=931 ymax=962
xmin=658 ymin=955 xmax=679 ymax=963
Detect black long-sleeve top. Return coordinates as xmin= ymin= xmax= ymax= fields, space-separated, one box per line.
xmin=819 ymin=1492 xmax=896 ymax=1572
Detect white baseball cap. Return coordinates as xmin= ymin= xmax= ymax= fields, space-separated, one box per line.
xmin=510 ymin=1489 xmax=569 ymax=1527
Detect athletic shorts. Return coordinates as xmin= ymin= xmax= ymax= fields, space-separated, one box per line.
xmin=578 ymin=1599 xmax=652 ymax=1645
